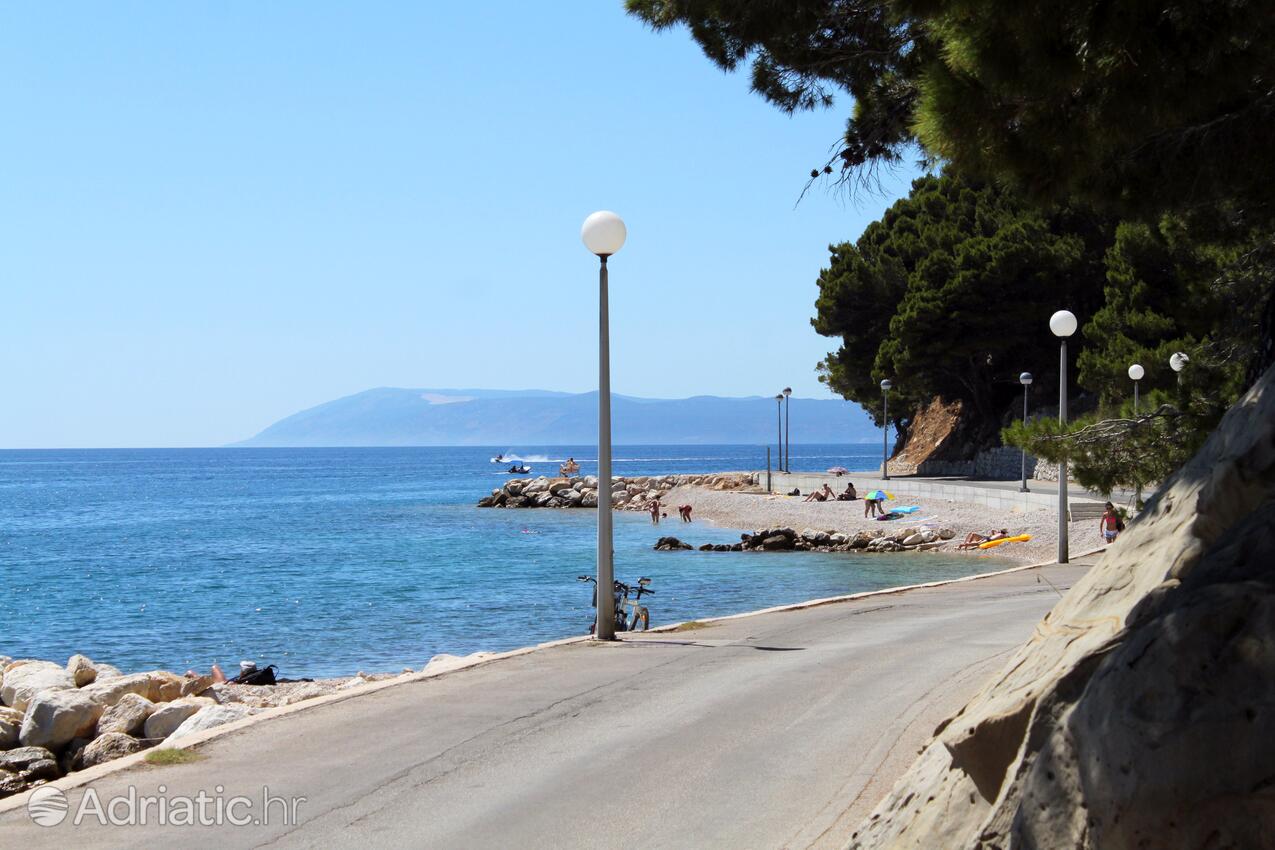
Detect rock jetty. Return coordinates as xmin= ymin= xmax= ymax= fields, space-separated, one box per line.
xmin=477 ymin=473 xmax=757 ymax=511
xmin=654 ymin=526 xmax=956 ymax=554
xmin=0 ymin=654 xmax=408 ymax=800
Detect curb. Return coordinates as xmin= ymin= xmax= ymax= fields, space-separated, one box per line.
xmin=0 ymin=547 xmax=1104 ymax=817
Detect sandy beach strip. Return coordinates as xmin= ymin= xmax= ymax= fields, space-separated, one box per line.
xmin=659 ymin=484 xmax=1103 ymax=565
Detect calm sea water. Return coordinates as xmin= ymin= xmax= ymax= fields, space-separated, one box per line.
xmin=1 ymin=446 xmax=1002 ymax=678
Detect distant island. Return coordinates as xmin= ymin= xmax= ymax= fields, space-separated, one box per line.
xmin=233 ymin=388 xmax=881 ymax=447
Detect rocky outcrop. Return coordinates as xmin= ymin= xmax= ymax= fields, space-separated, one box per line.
xmin=656 ymin=526 xmax=956 ymax=554
xmin=19 ymin=689 xmax=104 ymax=750
xmin=478 ymin=473 xmax=758 ymax=510
xmin=0 ymin=662 xmax=73 ymax=713
xmin=848 ymin=364 xmax=1275 ymax=849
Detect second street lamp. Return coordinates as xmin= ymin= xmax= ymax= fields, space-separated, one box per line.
xmin=783 ymin=387 xmax=792 ymax=473
xmin=1049 ymin=309 xmax=1078 ymax=564
xmin=581 ymin=210 xmax=626 ymax=640
xmin=880 ymin=379 xmax=893 ymax=480
xmin=774 ymin=394 xmax=784 ymax=479
xmin=1019 ymin=372 xmax=1033 ymax=492
xmin=1128 ymin=363 xmax=1145 ymax=414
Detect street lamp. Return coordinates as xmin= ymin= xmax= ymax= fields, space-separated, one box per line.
xmin=1019 ymin=372 xmax=1033 ymax=492
xmin=1049 ymin=309 xmax=1078 ymax=564
xmin=782 ymin=387 xmax=792 ymax=472
xmin=582 ymin=210 xmax=626 ymax=640
xmin=1170 ymin=351 xmax=1189 ymax=385
xmin=775 ymin=394 xmax=784 ymax=478
xmin=880 ymin=379 xmax=893 ymax=480
xmin=1128 ymin=363 xmax=1144 ymax=414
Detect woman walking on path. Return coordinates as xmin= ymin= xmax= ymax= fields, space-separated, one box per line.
xmin=1100 ymin=502 xmax=1124 ymax=543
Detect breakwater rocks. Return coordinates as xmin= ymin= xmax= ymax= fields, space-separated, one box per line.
xmin=476 ymin=472 xmax=758 ymax=510
xmin=655 ymin=525 xmax=957 ymax=554
xmin=0 ymin=653 xmax=411 ymax=800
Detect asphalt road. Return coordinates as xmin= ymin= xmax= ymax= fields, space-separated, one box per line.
xmin=0 ymin=562 xmax=1090 ymax=849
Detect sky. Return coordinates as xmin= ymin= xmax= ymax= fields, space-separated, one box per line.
xmin=1 ymin=2 xmax=921 ymax=448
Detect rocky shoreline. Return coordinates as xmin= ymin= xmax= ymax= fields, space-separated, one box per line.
xmin=654 ymin=524 xmax=957 ymax=554
xmin=0 ymin=650 xmax=491 ymax=800
xmin=477 ymin=472 xmax=758 ymax=510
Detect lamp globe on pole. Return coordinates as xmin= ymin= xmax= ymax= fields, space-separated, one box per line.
xmin=1050 ymin=310 xmax=1076 ymax=564
xmin=582 ymin=211 xmax=625 ymax=640
xmin=1128 ymin=363 xmax=1144 ymax=414
xmin=879 ymin=379 xmax=893 ymax=481
xmin=1018 ymin=372 xmax=1033 ymax=492
xmin=782 ymin=387 xmax=792 ymax=473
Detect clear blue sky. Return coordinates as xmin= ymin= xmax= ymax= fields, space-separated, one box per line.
xmin=1 ymin=1 xmax=920 ymax=448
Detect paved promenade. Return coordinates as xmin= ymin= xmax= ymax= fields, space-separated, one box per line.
xmin=1 ymin=561 xmax=1094 ymax=849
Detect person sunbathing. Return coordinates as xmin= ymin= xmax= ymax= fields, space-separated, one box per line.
xmin=958 ymin=528 xmax=1009 ymax=550
xmin=803 ymin=483 xmax=834 ymax=502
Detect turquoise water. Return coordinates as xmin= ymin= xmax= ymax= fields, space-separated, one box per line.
xmin=1 ymin=446 xmax=1002 ymax=677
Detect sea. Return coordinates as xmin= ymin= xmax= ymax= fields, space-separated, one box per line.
xmin=1 ymin=445 xmax=1004 ymax=678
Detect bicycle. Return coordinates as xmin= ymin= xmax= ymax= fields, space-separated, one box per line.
xmin=577 ymin=575 xmax=654 ymax=633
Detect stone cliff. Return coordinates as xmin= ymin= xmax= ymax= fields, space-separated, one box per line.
xmin=848 ymin=364 xmax=1275 ymax=849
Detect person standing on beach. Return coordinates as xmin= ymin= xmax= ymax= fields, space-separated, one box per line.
xmin=864 ymin=495 xmax=881 ymax=517
xmin=1100 ymin=502 xmax=1123 ymax=543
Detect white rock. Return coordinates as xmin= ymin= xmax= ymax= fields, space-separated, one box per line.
xmin=78 ymin=732 xmax=144 ymax=769
xmin=19 ymin=688 xmax=104 ymax=750
xmin=66 ymin=654 xmax=99 ymax=688
xmin=144 ymin=697 xmax=213 ymax=740
xmin=0 ymin=661 xmax=74 ymax=712
xmin=164 ymin=704 xmax=253 ymax=742
xmin=95 ymin=693 xmax=155 ymax=736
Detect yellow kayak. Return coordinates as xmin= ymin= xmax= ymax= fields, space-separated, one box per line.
xmin=978 ymin=534 xmax=1032 ymax=549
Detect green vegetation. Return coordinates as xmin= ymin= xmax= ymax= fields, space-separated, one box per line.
xmin=143 ymin=748 xmax=205 ymax=766
xmin=631 ymin=0 xmax=1274 ymax=490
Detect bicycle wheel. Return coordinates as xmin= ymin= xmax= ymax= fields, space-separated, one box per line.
xmin=632 ymin=607 xmax=649 ymax=631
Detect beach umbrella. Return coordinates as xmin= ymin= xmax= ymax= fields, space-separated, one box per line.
xmin=867 ymin=489 xmax=892 ymax=501
xmin=827 ymin=466 xmax=848 ymax=475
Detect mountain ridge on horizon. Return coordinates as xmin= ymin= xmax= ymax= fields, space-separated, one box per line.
xmin=235 ymin=387 xmax=882 ymax=447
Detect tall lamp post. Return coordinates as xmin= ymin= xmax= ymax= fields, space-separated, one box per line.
xmin=582 ymin=210 xmax=626 ymax=640
xmin=774 ymin=394 xmax=784 ymax=478
xmin=1170 ymin=351 xmax=1189 ymax=385
xmin=1128 ymin=363 xmax=1144 ymax=414
xmin=783 ymin=387 xmax=792 ymax=472
xmin=1018 ymin=372 xmax=1033 ymax=492
xmin=1050 ymin=310 xmax=1078 ymax=564
xmin=880 ymin=379 xmax=892 ymax=480
xmin=1128 ymin=362 xmax=1146 ymax=509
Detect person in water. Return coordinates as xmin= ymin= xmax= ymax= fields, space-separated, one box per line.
xmin=649 ymin=499 xmax=661 ymax=524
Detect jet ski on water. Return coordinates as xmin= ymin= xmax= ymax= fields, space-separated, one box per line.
xmin=492 ymin=453 xmax=505 ymax=464
xmin=507 ymin=465 xmax=531 ymax=475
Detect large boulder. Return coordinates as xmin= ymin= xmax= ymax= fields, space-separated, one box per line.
xmin=849 ymin=364 xmax=1275 ymax=849
xmin=66 ymin=654 xmax=98 ymax=687
xmin=78 ymin=732 xmax=144 ymax=769
xmin=94 ymin=663 xmax=124 ymax=680
xmin=81 ymin=671 xmax=185 ymax=708
xmin=164 ymin=704 xmax=253 ymax=742
xmin=580 ymin=490 xmax=599 ymax=508
xmin=0 ymin=707 xmax=22 ymax=748
xmin=0 ymin=769 xmax=26 ymax=798
xmin=19 ymin=689 xmax=104 ymax=750
xmin=144 ymin=697 xmax=215 ymax=740
xmin=0 ymin=661 xmax=73 ymax=712
xmin=95 ymin=693 xmax=155 ymax=736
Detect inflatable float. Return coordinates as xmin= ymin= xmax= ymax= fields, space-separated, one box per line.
xmin=978 ymin=534 xmax=1033 ymax=549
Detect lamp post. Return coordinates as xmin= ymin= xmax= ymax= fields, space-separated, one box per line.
xmin=775 ymin=394 xmax=784 ymax=478
xmin=880 ymin=379 xmax=892 ymax=480
xmin=1128 ymin=362 xmax=1146 ymax=510
xmin=783 ymin=387 xmax=792 ymax=472
xmin=582 ymin=210 xmax=626 ymax=640
xmin=1019 ymin=372 xmax=1033 ymax=492
xmin=1128 ymin=363 xmax=1144 ymax=414
xmin=1170 ymin=351 xmax=1189 ymax=385
xmin=1049 ymin=310 xmax=1078 ymax=564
